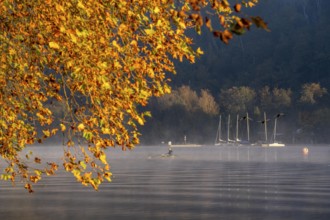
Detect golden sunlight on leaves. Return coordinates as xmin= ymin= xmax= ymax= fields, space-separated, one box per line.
xmin=0 ymin=0 xmax=264 ymax=192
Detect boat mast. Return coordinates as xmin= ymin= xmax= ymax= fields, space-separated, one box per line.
xmin=227 ymin=114 xmax=231 ymax=142
xmin=219 ymin=115 xmax=222 ymax=142
xmin=236 ymin=114 xmax=239 ymax=142
xmin=246 ymin=112 xmax=250 ymax=142
xmin=215 ymin=114 xmax=222 ymax=144
xmin=273 ymin=117 xmax=277 ymax=142
xmin=264 ymin=112 xmax=268 ymax=143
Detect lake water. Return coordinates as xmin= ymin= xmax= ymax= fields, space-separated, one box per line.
xmin=1 ymin=145 xmax=330 ymax=220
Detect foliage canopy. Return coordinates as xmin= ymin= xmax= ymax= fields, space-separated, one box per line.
xmin=0 ymin=0 xmax=266 ymax=192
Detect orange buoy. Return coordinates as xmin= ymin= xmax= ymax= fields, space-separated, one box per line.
xmin=303 ymin=147 xmax=309 ymax=156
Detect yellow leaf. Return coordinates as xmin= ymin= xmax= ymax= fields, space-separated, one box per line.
xmin=136 ymin=116 xmax=144 ymax=125
xmin=95 ymin=140 xmax=103 ymax=148
xmin=114 ymin=61 xmax=122 ymax=69
xmin=67 ymin=60 xmax=74 ymax=68
xmin=55 ymin=3 xmax=64 ymax=12
xmin=145 ymin=29 xmax=155 ymax=36
xmin=79 ymin=161 xmax=87 ymax=170
xmin=69 ymin=33 xmax=77 ymax=43
xmin=248 ymin=1 xmax=255 ymax=7
xmin=97 ymin=61 xmax=108 ymax=69
xmin=130 ymin=40 xmax=138 ymax=47
xmin=147 ymin=68 xmax=155 ymax=78
xmin=72 ymin=169 xmax=81 ymax=179
xmin=77 ymin=1 xmax=86 ymax=10
xmin=154 ymin=6 xmax=160 ymax=14
xmin=60 ymin=123 xmax=66 ymax=132
xmin=34 ymin=169 xmax=42 ymax=176
xmin=90 ymin=178 xmax=99 ymax=190
xmin=83 ymin=172 xmax=92 ymax=180
xmin=43 ymin=129 xmax=50 ymax=137
xmin=196 ymin=47 xmax=204 ymax=55
xmin=112 ymin=40 xmax=120 ymax=49
xmin=60 ymin=26 xmax=66 ymax=33
xmin=49 ymin=42 xmax=60 ymax=49
xmin=77 ymin=123 xmax=85 ymax=132
xmin=104 ymin=172 xmax=112 ymax=182
xmin=99 ymin=153 xmax=107 ymax=164
xmin=178 ymin=21 xmax=186 ymax=29
xmin=102 ymin=128 xmax=111 ymax=134
xmin=156 ymin=44 xmax=163 ymax=50
xmin=101 ymin=82 xmax=110 ymax=90
xmin=100 ymin=37 xmax=106 ymax=44
xmin=9 ymin=49 xmax=16 ymax=55
xmin=51 ymin=128 xmax=58 ymax=135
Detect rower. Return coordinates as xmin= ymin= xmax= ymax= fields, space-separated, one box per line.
xmin=168 ymin=141 xmax=173 ymax=155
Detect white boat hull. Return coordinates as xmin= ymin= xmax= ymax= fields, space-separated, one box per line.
xmin=262 ymin=143 xmax=285 ymax=147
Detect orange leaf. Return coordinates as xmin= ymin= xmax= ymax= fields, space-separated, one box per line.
xmin=234 ymin=4 xmax=241 ymax=12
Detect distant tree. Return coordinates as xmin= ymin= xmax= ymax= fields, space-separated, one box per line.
xmin=257 ymin=86 xmax=292 ymax=112
xmin=157 ymin=86 xmax=219 ymax=115
xmin=300 ymin=83 xmax=327 ymax=104
xmin=219 ymin=86 xmax=256 ymax=113
xmin=157 ymin=91 xmax=179 ymax=110
xmin=198 ymin=89 xmax=219 ymax=116
xmin=272 ymin=87 xmax=292 ymax=108
xmin=258 ymin=86 xmax=272 ymax=111
xmin=177 ymin=86 xmax=199 ymax=113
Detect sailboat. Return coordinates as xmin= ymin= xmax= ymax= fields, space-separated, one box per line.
xmin=261 ymin=112 xmax=285 ymax=147
xmin=258 ymin=112 xmax=269 ymax=146
xmin=235 ymin=114 xmax=241 ymax=143
xmin=237 ymin=113 xmax=253 ymax=145
xmin=215 ymin=115 xmax=226 ymax=145
xmin=226 ymin=114 xmax=235 ymax=144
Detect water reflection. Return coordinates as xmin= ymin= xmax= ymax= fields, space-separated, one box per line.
xmin=1 ymin=145 xmax=330 ymax=220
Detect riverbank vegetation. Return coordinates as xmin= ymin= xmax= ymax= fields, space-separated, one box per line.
xmin=140 ymin=82 xmax=329 ymax=145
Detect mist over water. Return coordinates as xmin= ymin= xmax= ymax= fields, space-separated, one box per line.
xmin=1 ymin=145 xmax=330 ymax=220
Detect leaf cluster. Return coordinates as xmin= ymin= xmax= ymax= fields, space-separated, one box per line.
xmin=0 ymin=0 xmax=265 ymax=191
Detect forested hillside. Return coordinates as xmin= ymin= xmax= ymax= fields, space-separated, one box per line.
xmin=140 ymin=0 xmax=330 ymax=145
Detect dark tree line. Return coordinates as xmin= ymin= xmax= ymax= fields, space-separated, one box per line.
xmin=140 ymin=83 xmax=329 ymax=145
xmin=138 ymin=0 xmax=330 ymax=145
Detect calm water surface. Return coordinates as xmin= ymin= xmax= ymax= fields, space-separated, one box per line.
xmin=1 ymin=145 xmax=330 ymax=220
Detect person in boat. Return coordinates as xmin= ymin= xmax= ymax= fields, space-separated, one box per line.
xmin=168 ymin=146 xmax=173 ymax=156
xmin=167 ymin=141 xmax=173 ymax=156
